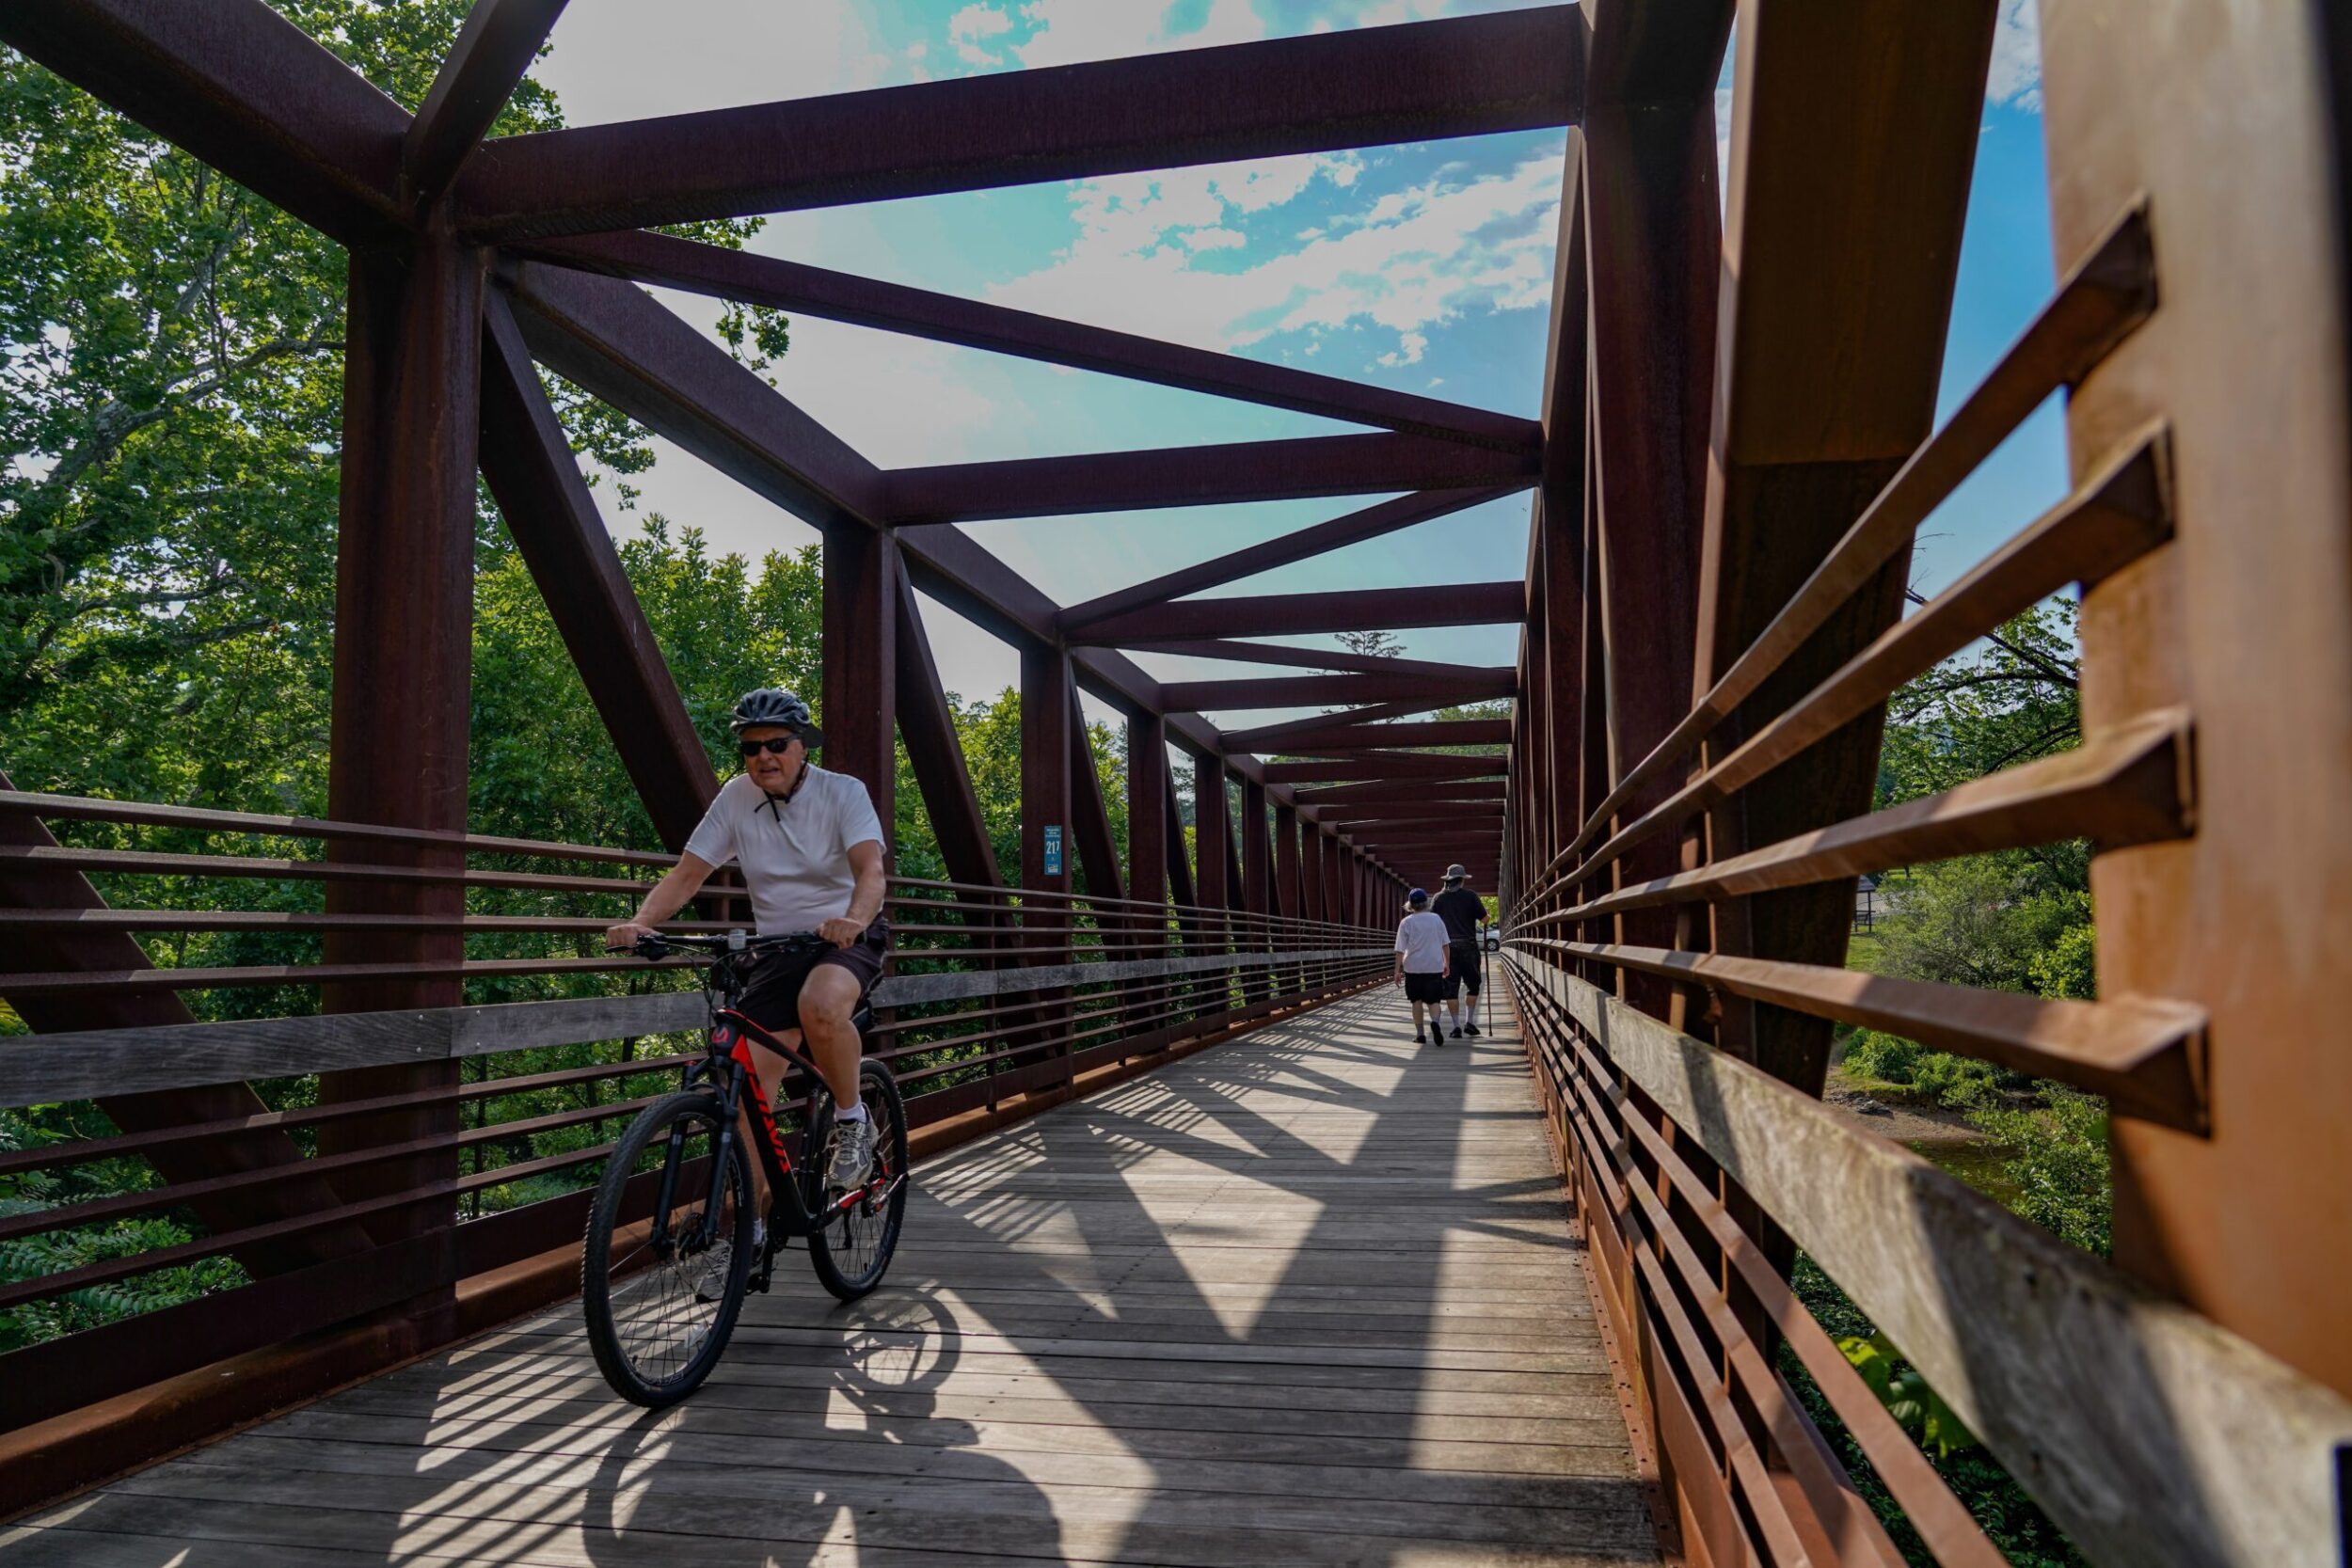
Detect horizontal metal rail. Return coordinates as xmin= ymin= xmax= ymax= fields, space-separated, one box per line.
xmin=1538 ymin=204 xmax=2157 ymax=884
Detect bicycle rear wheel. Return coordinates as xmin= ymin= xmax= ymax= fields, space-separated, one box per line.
xmin=808 ymin=1060 xmax=909 ymax=1301
xmin=581 ymin=1089 xmax=754 ymax=1406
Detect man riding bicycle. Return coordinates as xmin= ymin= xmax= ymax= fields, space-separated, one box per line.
xmin=605 ymin=688 xmax=888 ymax=1202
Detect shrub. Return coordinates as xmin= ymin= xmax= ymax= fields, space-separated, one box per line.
xmin=1843 ymin=1029 xmax=1922 ymax=1085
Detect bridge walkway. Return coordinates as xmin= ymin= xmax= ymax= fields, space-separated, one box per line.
xmin=3 ymin=990 xmax=1659 ymax=1567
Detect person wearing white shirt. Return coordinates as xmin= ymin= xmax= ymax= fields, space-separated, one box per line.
xmin=606 ymin=688 xmax=888 ymax=1199
xmin=1392 ymin=887 xmax=1454 ymax=1047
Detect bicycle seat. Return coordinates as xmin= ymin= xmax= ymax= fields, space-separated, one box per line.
xmin=850 ymin=1004 xmax=876 ymax=1037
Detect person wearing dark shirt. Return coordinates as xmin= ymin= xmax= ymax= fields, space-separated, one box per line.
xmin=1430 ymin=865 xmax=1486 ymax=1039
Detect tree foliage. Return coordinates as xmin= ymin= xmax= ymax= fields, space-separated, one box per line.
xmin=0 ymin=3 xmax=780 ymax=808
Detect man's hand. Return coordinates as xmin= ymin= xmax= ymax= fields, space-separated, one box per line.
xmin=818 ymin=915 xmax=866 ymax=949
xmin=606 ymin=922 xmax=656 ymax=952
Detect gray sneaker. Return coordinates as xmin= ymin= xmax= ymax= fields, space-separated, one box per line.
xmin=692 ymin=1218 xmax=762 ymax=1303
xmin=826 ymin=1115 xmax=875 ymax=1191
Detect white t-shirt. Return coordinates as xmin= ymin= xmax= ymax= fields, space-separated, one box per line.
xmin=1394 ymin=911 xmax=1451 ymax=974
xmin=683 ymin=767 xmax=887 ymax=935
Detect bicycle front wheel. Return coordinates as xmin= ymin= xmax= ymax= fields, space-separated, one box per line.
xmin=581 ymin=1089 xmax=754 ymax=1407
xmin=808 ymin=1060 xmax=910 ymax=1301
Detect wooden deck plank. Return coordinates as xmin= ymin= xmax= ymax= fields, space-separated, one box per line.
xmin=5 ymin=991 xmax=1659 ymax=1566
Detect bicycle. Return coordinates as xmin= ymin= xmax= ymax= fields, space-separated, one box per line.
xmin=580 ymin=930 xmax=910 ymax=1408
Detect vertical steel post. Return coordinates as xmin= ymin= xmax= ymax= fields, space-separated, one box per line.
xmin=1274 ymin=800 xmax=1302 ymax=996
xmin=1193 ymin=752 xmax=1231 ymax=1019
xmin=821 ymin=524 xmax=898 ymax=872
xmin=1126 ymin=710 xmax=1168 ymax=1034
xmin=1241 ymin=776 xmax=1272 ymax=1005
xmin=315 ymin=236 xmax=485 ymax=1320
xmin=2042 ymin=0 xmax=2352 ymax=1397
xmin=1021 ymin=643 xmax=1075 ymax=1070
xmin=1580 ymin=66 xmax=1723 ymax=1022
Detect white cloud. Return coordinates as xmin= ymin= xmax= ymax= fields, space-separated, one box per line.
xmin=948 ymin=3 xmax=1014 ymax=66
xmin=538 ymin=0 xmax=898 ymax=121
xmin=1987 ymin=0 xmax=2042 ymax=110
xmin=988 ymin=146 xmax=1564 ymax=372
xmin=1378 ymin=331 xmax=1429 ymax=367
xmin=1181 ymin=227 xmax=1248 ymax=251
xmin=1012 ymin=0 xmax=1269 ymax=70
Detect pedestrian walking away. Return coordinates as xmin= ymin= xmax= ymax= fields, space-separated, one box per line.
xmin=1393 ymin=887 xmax=1452 ymax=1045
xmin=1430 ymin=864 xmax=1486 ymax=1039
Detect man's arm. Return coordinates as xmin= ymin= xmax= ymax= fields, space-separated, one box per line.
xmin=819 ymin=839 xmax=887 ymax=947
xmin=605 ymin=851 xmax=720 ymax=949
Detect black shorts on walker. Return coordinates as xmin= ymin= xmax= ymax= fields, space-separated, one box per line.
xmin=736 ymin=919 xmax=889 ymax=1035
xmin=1443 ymin=942 xmax=1482 ymax=997
xmin=1403 ymin=970 xmax=1446 ymax=1005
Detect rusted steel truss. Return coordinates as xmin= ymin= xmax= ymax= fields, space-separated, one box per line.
xmin=8 ymin=0 xmax=2344 ymax=1560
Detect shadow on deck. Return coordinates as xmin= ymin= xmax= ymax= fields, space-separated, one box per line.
xmin=3 ymin=991 xmax=1658 ymax=1567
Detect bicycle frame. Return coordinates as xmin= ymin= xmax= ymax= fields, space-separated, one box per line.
xmin=653 ymin=1005 xmax=894 ymax=1259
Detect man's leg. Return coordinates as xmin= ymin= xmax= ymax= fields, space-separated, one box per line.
xmin=800 ymin=963 xmax=876 ymax=1188
xmin=797 ymin=963 xmax=866 ymax=1112
xmin=736 ymin=1034 xmax=799 ymax=1218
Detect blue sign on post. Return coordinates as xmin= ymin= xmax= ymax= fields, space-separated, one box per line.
xmin=1042 ymin=824 xmax=1063 ymax=877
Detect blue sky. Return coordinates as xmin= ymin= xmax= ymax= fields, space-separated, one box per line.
xmin=535 ymin=0 xmax=2061 ymax=728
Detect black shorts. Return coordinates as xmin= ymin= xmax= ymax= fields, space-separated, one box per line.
xmin=1403 ymin=971 xmax=1446 ymax=1005
xmin=736 ymin=919 xmax=889 ymax=1037
xmin=1444 ymin=942 xmax=1482 ymax=997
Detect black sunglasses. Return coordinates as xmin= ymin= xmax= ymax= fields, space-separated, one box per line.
xmin=738 ymin=736 xmax=799 ymax=757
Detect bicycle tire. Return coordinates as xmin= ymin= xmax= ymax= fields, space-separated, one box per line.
xmin=807 ymin=1060 xmax=910 ymax=1301
xmin=581 ymin=1089 xmax=755 ymax=1407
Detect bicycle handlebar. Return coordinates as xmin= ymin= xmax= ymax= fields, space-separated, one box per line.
xmin=627 ymin=930 xmax=828 ymax=961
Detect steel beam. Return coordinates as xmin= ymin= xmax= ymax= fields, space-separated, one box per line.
xmin=404 ymin=0 xmax=570 ymax=208
xmin=501 ymin=261 xmax=883 ymax=530
xmin=317 ymin=238 xmax=484 ymax=1296
xmin=522 ymin=233 xmax=1535 ymax=452
xmin=1230 ymin=719 xmax=1511 ymax=753
xmin=1693 ymin=0 xmax=1995 ymax=1095
xmin=0 ymin=0 xmax=407 ymax=244
xmin=1581 ymin=36 xmax=1725 ymax=1020
xmin=1262 ymin=753 xmax=1509 ymax=784
xmin=478 ymin=295 xmax=714 ymax=850
xmin=2042 ymin=0 xmax=2352 ymax=1398
xmin=1163 ymin=752 xmax=1197 ymax=911
xmin=1067 ymin=689 xmax=1123 ymax=904
xmin=1069 ymin=582 xmax=1524 ymax=645
xmin=1127 ymin=710 xmax=1169 ymax=922
xmin=822 ymin=526 xmax=898 ymax=867
xmin=456 ymin=8 xmax=1585 ymax=237
xmin=1021 ymin=646 xmax=1074 ymax=907
xmin=882 ymin=433 xmax=1537 ymax=525
xmin=1122 ymin=639 xmax=1498 ymax=679
xmin=1160 ymin=669 xmax=1515 ymax=713
xmin=1296 ymin=779 xmax=1507 ymax=806
xmin=1213 ymin=702 xmax=1451 ymax=754
xmin=1193 ymin=752 xmax=1230 ymax=933
xmin=1057 ymin=488 xmax=1523 ymax=631
xmin=894 ymin=567 xmax=1003 ymax=889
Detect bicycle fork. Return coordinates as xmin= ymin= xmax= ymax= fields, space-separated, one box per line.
xmin=650 ymin=1068 xmax=745 ymax=1258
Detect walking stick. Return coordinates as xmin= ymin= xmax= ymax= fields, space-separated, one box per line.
xmin=1477 ymin=918 xmax=1490 ymax=1031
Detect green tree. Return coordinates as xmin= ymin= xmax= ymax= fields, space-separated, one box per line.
xmin=0 ymin=3 xmax=783 ymax=816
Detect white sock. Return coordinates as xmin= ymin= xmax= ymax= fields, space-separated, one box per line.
xmin=834 ymin=1099 xmax=868 ymax=1123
